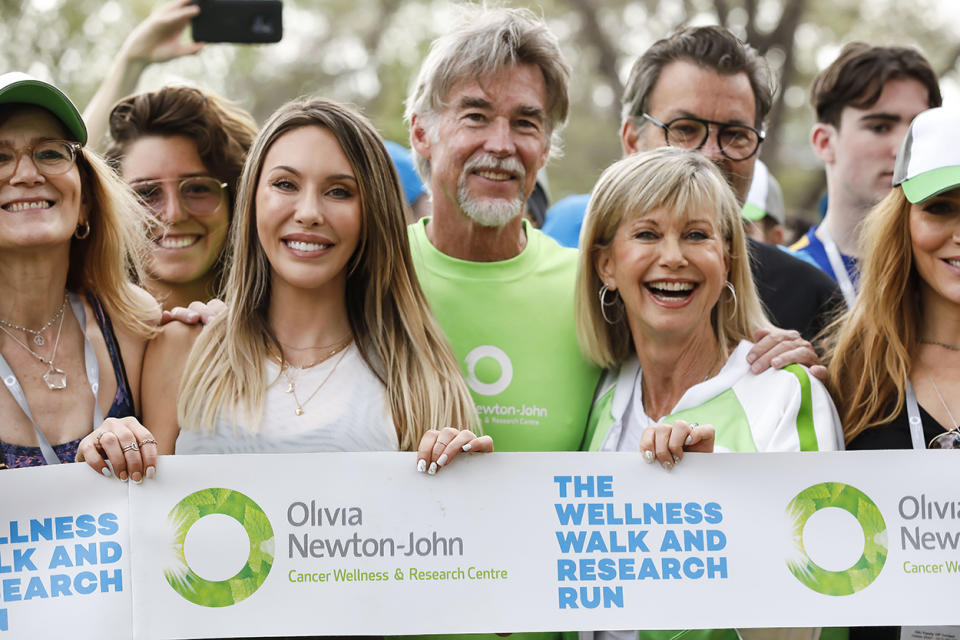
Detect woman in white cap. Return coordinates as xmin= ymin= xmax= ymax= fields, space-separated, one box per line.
xmin=0 ymin=73 xmax=158 ymax=470
xmin=827 ymin=106 xmax=960 ymax=454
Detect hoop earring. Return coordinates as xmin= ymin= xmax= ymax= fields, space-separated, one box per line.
xmin=599 ymin=283 xmax=622 ymax=325
xmin=724 ymin=280 xmax=738 ymax=319
xmin=74 ymin=221 xmax=90 ymax=240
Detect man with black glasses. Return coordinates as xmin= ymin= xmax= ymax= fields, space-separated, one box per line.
xmin=545 ymin=26 xmax=839 ymax=344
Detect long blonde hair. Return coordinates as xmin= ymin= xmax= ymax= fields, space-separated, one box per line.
xmin=824 ymin=187 xmax=918 ymax=442
xmin=177 ymin=98 xmax=477 ymax=449
xmin=576 ymin=148 xmax=769 ymax=368
xmin=71 ymin=149 xmax=156 ymax=337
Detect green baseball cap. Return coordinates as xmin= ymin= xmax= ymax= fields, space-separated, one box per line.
xmin=741 ymin=159 xmax=785 ymax=225
xmin=893 ymin=107 xmax=960 ymax=204
xmin=0 ymin=72 xmax=87 ymax=145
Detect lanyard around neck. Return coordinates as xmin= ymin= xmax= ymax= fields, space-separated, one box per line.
xmin=905 ymin=380 xmax=927 ymax=450
xmin=0 ymin=292 xmax=103 ymax=465
xmin=819 ymin=225 xmax=857 ymax=309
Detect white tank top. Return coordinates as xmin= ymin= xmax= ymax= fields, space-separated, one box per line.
xmin=175 ymin=344 xmax=398 ymax=454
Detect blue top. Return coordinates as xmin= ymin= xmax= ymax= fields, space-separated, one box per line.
xmin=791 ymin=224 xmax=859 ymax=286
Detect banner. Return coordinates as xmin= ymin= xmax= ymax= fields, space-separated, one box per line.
xmin=1 ymin=451 xmax=959 ymax=638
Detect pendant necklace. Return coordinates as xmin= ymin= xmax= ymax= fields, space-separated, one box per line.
xmin=0 ymin=293 xmax=68 ymax=346
xmin=280 ymin=337 xmax=353 ymax=416
xmin=927 ymin=374 xmax=960 ymax=430
xmin=0 ymin=308 xmax=68 ymax=390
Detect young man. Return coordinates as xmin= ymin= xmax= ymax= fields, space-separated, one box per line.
xmin=792 ymin=43 xmax=940 ymax=306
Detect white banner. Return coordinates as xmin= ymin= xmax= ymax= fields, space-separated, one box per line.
xmin=1 ymin=451 xmax=959 ymax=638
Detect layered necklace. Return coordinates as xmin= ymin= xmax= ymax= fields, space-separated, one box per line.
xmin=0 ymin=294 xmax=70 ymax=390
xmin=279 ymin=335 xmax=354 ymax=416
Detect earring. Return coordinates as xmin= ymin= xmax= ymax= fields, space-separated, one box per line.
xmin=599 ymin=283 xmax=622 ymax=325
xmin=724 ymin=280 xmax=738 ymax=319
xmin=74 ymin=221 xmax=90 ymax=240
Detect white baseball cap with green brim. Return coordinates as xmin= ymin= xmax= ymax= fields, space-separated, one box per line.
xmin=0 ymin=71 xmax=87 ymax=146
xmin=741 ymin=159 xmax=785 ymax=225
xmin=893 ymin=107 xmax=960 ymax=204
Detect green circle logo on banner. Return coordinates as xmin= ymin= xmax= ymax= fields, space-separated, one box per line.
xmin=785 ymin=482 xmax=887 ymax=596
xmin=165 ymin=488 xmax=275 ymax=607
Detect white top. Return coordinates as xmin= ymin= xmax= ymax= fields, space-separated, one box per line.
xmin=175 ymin=344 xmax=398 ymax=454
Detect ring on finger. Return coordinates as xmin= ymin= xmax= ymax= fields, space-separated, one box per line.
xmin=121 ymin=442 xmax=140 ymax=453
xmin=435 ymin=440 xmax=449 ymax=448
xmin=139 ymin=438 xmax=158 ymax=447
xmin=94 ymin=431 xmax=105 ymax=447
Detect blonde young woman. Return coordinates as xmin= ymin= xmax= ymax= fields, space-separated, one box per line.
xmin=78 ymin=98 xmax=486 ymax=476
xmin=576 ymin=148 xmax=842 ymax=640
xmin=827 ymin=106 xmax=960 ymax=454
xmin=0 ymin=73 xmax=157 ymax=470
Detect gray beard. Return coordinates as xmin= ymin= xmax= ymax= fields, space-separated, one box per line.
xmin=456 ymin=182 xmax=525 ymax=227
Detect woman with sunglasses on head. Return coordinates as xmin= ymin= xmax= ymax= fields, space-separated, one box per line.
xmin=78 ymin=97 xmax=486 ymax=479
xmin=104 ymin=86 xmax=257 ymax=310
xmin=0 ymin=73 xmax=157 ymax=470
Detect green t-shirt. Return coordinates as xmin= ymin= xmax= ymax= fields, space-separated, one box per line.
xmin=409 ymin=219 xmax=601 ymax=453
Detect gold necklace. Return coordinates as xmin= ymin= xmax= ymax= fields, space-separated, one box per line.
xmin=281 ymin=341 xmax=352 ymax=416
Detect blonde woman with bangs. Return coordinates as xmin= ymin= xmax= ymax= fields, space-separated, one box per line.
xmin=578 ymin=148 xmax=842 ymax=464
xmin=80 ymin=97 xmax=486 ymax=477
xmin=0 ymin=73 xmax=158 ymax=471
xmin=575 ymin=147 xmax=842 ymax=640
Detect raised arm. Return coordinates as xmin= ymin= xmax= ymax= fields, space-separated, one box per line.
xmin=83 ymin=0 xmax=204 ymax=149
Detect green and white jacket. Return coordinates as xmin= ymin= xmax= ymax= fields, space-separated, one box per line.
xmin=583 ymin=340 xmax=843 ymax=454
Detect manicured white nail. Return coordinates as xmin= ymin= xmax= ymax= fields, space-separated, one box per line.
xmin=462 ymin=442 xmax=473 ymax=452
xmin=101 ymin=466 xmax=113 ymax=478
xmin=145 ymin=466 xmax=156 ymax=480
xmin=643 ymin=450 xmax=655 ymax=464
xmin=417 ymin=459 xmax=426 ymax=473
xmin=132 ymin=473 xmax=143 ymax=484
xmin=437 ymin=453 xmax=449 ymax=467
xmin=684 ymin=435 xmax=693 ymax=445
xmin=662 ymin=460 xmax=673 ymax=471
xmin=427 ymin=462 xmax=438 ymax=475
xmin=672 ymin=455 xmax=680 ymax=464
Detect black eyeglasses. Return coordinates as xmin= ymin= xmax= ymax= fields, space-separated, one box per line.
xmin=130 ymin=177 xmax=227 ymax=217
xmin=929 ymin=428 xmax=960 ymax=450
xmin=640 ymin=113 xmax=765 ymax=161
xmin=0 ymin=140 xmax=82 ymax=181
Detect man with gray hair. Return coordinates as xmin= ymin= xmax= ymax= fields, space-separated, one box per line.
xmin=406 ymin=6 xmax=602 ymax=460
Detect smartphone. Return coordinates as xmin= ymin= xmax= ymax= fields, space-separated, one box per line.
xmin=191 ymin=0 xmax=283 ymax=44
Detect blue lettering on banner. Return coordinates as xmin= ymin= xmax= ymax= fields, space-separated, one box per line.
xmin=553 ymin=475 xmax=729 ymax=611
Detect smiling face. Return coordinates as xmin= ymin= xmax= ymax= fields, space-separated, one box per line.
xmin=255 ymin=125 xmax=362 ymax=296
xmin=412 ymin=64 xmax=551 ymax=226
xmin=622 ymin=60 xmax=758 ymax=204
xmin=817 ymin=78 xmax=930 ymax=212
xmin=121 ymin=135 xmax=229 ymax=289
xmin=911 ymin=187 xmax=960 ymax=313
xmin=596 ymin=204 xmax=728 ymax=343
xmin=0 ymin=107 xmax=85 ymax=251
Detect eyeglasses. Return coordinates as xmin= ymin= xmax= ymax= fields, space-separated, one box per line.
xmin=928 ymin=428 xmax=960 ymax=449
xmin=640 ymin=113 xmax=765 ymax=161
xmin=0 ymin=140 xmax=82 ymax=181
xmin=130 ymin=177 xmax=227 ymax=217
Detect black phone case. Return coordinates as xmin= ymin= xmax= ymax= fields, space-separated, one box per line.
xmin=191 ymin=0 xmax=283 ymax=44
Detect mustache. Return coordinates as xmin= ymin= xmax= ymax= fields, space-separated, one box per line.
xmin=462 ymin=153 xmax=526 ymax=179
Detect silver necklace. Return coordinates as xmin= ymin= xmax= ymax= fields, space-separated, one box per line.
xmin=0 ymin=309 xmax=67 ymax=390
xmin=927 ymin=374 xmax=959 ymax=430
xmin=920 ymin=338 xmax=960 ymax=352
xmin=0 ymin=294 xmax=67 ymax=346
